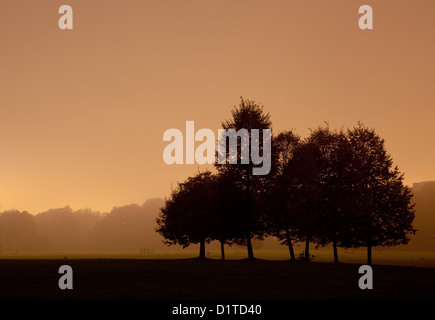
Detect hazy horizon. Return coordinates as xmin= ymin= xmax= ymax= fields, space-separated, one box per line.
xmin=1 ymin=180 xmax=433 ymax=215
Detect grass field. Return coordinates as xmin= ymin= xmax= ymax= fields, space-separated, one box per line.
xmin=2 ymin=247 xmax=435 ymax=267
xmin=0 ymin=256 xmax=434 ymax=300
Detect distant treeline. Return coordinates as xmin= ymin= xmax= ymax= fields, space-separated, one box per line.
xmin=0 ymin=198 xmax=164 ymax=252
xmin=157 ymin=98 xmax=417 ymax=264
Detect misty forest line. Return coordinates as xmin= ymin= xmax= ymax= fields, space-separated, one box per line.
xmin=0 ymin=199 xmax=165 ymax=252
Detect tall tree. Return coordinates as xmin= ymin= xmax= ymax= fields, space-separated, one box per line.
xmin=156 ymin=171 xmax=216 ymax=259
xmin=209 ymin=172 xmax=247 ymax=260
xmin=215 ymin=97 xmax=272 ymax=260
xmin=287 ymin=140 xmax=323 ymax=261
xmin=306 ymin=125 xmax=355 ymax=263
xmin=345 ymin=123 xmax=416 ymax=264
xmin=265 ymin=130 xmax=300 ymax=260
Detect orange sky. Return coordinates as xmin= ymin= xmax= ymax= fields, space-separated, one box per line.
xmin=1 ymin=0 xmax=434 ymax=214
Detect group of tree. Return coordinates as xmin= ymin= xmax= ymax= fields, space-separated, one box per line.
xmin=156 ymin=97 xmax=416 ymax=264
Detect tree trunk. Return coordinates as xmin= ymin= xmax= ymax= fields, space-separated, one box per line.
xmin=304 ymin=235 xmax=310 ymax=261
xmin=333 ymin=239 xmax=339 ymax=263
xmin=285 ymin=229 xmax=295 ymax=261
xmin=246 ymin=233 xmax=254 ymax=260
xmin=246 ymin=233 xmax=255 ymax=260
xmin=245 ymin=163 xmax=255 ymax=261
xmin=367 ymin=242 xmax=372 ymax=265
xmin=220 ymin=239 xmax=225 ymax=261
xmin=199 ymin=239 xmax=206 ymax=259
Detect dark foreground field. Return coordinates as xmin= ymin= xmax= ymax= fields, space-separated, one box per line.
xmin=0 ymin=259 xmax=434 ymax=300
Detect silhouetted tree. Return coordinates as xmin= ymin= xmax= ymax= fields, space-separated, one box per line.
xmin=306 ymin=125 xmax=355 ymax=263
xmin=156 ymin=171 xmax=216 ymax=259
xmin=344 ymin=123 xmax=416 ymax=264
xmin=265 ymin=130 xmax=301 ymax=260
xmin=286 ymin=140 xmax=323 ymax=261
xmin=215 ymin=97 xmax=272 ymax=260
xmin=209 ymin=172 xmax=248 ymax=260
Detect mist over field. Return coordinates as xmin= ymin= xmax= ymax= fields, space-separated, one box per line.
xmin=0 ymin=198 xmax=165 ymax=252
xmin=1 ymin=182 xmax=434 ymax=257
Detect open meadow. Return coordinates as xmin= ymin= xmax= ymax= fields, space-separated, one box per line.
xmin=0 ymin=249 xmax=434 ymax=301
